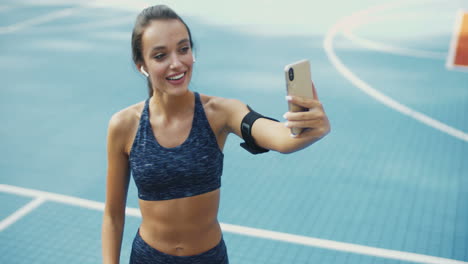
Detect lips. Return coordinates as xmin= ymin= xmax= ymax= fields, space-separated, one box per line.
xmin=166 ymin=72 xmax=185 ymax=81
xmin=165 ymin=71 xmax=187 ymax=86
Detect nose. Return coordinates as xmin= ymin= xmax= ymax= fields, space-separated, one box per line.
xmin=169 ymin=54 xmax=183 ymax=70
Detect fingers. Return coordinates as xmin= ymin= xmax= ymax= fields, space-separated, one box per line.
xmin=283 ymin=93 xmax=329 ymax=137
xmin=284 ymin=116 xmax=330 ymax=138
xmin=283 ymin=79 xmax=329 ymax=137
xmin=284 ymin=94 xmax=323 ymax=121
xmin=283 ymin=108 xmax=327 ymax=132
xmin=286 ymin=95 xmax=321 ymax=109
xmin=283 ymin=108 xmax=323 ymax=121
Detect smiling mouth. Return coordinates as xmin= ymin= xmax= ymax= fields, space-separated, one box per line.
xmin=166 ymin=72 xmax=185 ymax=81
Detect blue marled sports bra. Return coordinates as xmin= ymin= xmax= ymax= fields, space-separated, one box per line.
xmin=129 ymin=92 xmax=224 ymax=201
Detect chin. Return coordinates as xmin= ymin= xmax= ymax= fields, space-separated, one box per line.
xmin=169 ymin=76 xmax=192 ymax=96
xmin=155 ymin=72 xmax=192 ymax=97
xmin=161 ymin=84 xmax=190 ymax=97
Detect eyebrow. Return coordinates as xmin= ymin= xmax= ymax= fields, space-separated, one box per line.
xmin=151 ymin=38 xmax=190 ymax=52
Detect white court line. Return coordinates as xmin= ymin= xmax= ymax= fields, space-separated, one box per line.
xmin=35 ymin=15 xmax=135 ymax=32
xmin=221 ymin=223 xmax=468 ymax=264
xmin=1 ymin=184 xmax=467 ymax=264
xmin=324 ymin=0 xmax=468 ymax=143
xmin=340 ymin=11 xmax=447 ymax=60
xmin=0 ymin=5 xmax=13 ymax=12
xmin=0 ymin=184 xmax=106 ymax=212
xmin=0 ymin=197 xmax=45 ymax=231
xmin=342 ymin=29 xmax=446 ymax=60
xmin=0 ymin=7 xmax=81 ymax=34
xmin=0 ymin=0 xmax=148 ymax=35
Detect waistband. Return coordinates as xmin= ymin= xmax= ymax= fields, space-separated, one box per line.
xmin=130 ymin=229 xmax=229 ymax=264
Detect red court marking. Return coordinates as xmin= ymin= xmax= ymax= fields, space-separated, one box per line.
xmin=454 ymin=11 xmax=468 ymax=67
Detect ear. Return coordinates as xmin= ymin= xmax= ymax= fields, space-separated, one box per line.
xmin=137 ymin=64 xmax=149 ymax=77
xmin=141 ymin=67 xmax=149 ymax=77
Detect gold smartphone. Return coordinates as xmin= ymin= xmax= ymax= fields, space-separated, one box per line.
xmin=284 ymin=59 xmax=314 ymax=136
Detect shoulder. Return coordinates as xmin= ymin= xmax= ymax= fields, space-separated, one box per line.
xmin=109 ymin=101 xmax=144 ymax=128
xmin=198 ymin=93 xmax=249 ymax=134
xmin=107 ymin=100 xmax=145 ymax=140
xmin=198 ymin=93 xmax=246 ymax=115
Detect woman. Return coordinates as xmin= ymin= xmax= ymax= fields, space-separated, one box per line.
xmin=102 ymin=5 xmax=330 ymax=264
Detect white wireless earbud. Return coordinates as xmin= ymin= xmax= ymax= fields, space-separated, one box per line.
xmin=192 ymin=52 xmax=196 ymax=63
xmin=140 ymin=66 xmax=149 ymax=77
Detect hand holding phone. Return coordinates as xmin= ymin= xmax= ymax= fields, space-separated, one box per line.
xmin=284 ymin=59 xmax=315 ymax=136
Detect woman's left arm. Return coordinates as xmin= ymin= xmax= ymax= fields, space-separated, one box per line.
xmin=224 ymin=82 xmax=330 ymax=154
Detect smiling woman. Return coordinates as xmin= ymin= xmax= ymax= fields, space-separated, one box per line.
xmin=101 ymin=4 xmax=330 ymax=264
xmin=131 ymin=5 xmax=194 ymax=97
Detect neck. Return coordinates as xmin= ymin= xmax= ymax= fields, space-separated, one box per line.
xmin=150 ymin=90 xmax=194 ymax=120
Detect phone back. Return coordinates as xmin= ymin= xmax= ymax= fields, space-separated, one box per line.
xmin=284 ymin=59 xmax=314 ymax=135
xmin=284 ymin=59 xmax=313 ymax=103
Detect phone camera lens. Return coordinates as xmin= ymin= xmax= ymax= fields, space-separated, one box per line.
xmin=288 ymin=68 xmax=294 ymax=81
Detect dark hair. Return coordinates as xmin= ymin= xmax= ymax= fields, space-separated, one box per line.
xmin=131 ymin=5 xmax=194 ymax=97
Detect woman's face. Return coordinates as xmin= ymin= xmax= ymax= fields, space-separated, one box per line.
xmin=141 ymin=19 xmax=194 ymax=97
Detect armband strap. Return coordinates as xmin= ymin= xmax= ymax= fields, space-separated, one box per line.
xmin=240 ymin=106 xmax=279 ymax=154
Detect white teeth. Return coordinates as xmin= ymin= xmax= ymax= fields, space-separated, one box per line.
xmin=167 ymin=72 xmax=185 ymax=80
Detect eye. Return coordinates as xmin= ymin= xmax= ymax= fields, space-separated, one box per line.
xmin=180 ymin=46 xmax=190 ymax=54
xmin=153 ymin=53 xmax=166 ymax=60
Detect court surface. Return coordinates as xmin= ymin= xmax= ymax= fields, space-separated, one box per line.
xmin=1 ymin=0 xmax=467 ymax=263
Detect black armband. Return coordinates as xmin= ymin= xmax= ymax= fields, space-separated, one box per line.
xmin=240 ymin=106 xmax=279 ymax=155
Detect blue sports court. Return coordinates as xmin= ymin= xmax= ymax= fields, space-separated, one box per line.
xmin=1 ymin=0 xmax=467 ymax=263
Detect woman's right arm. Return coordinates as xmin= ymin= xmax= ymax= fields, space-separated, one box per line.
xmin=102 ymin=113 xmax=131 ymax=264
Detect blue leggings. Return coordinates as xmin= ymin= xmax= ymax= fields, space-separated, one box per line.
xmin=130 ymin=230 xmax=229 ymax=264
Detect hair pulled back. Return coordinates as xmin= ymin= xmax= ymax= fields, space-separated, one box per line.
xmin=131 ymin=5 xmax=194 ymax=97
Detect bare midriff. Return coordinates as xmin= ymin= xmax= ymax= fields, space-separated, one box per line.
xmin=138 ymin=189 xmax=222 ymax=256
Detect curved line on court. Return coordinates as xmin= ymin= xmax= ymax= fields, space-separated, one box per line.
xmin=0 ymin=5 xmax=13 ymax=13
xmin=0 ymin=7 xmax=81 ymax=34
xmin=339 ymin=10 xmax=448 ymax=59
xmin=0 ymin=0 xmax=148 ymax=34
xmin=342 ymin=28 xmax=446 ymax=60
xmin=324 ymin=0 xmax=468 ymax=143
